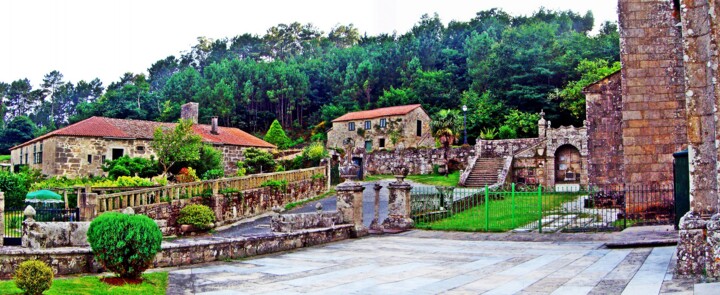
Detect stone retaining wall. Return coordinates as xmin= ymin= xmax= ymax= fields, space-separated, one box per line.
xmin=478 ymin=138 xmax=544 ymax=158
xmin=364 ymin=146 xmax=474 ymax=175
xmin=270 ymin=211 xmax=343 ymax=232
xmin=0 ymin=225 xmax=353 ymax=279
xmin=22 ymin=221 xmax=90 ymax=249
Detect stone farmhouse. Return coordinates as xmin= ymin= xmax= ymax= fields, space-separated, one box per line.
xmin=9 ymin=102 xmax=274 ymax=177
xmin=327 ymin=104 xmax=433 ymax=151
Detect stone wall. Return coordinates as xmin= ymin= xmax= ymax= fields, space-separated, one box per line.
xmin=327 ymin=107 xmax=433 ymax=151
xmin=122 ymin=177 xmax=327 ymax=235
xmin=619 ymin=0 xmax=687 ymax=186
xmin=364 ymin=146 xmax=474 ymax=175
xmin=21 ymin=221 xmax=89 ymax=249
xmin=0 ymin=225 xmax=354 ymax=279
xmin=584 ymin=71 xmax=624 ymax=187
xmin=270 ymin=211 xmax=343 ymax=232
xmin=477 ymin=138 xmax=545 ymax=158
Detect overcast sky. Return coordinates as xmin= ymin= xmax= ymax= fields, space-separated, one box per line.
xmin=0 ymin=0 xmax=618 ymax=87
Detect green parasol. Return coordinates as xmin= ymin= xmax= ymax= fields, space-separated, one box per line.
xmin=25 ymin=190 xmax=64 ymax=203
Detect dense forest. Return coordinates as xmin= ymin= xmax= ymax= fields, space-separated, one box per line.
xmin=0 ymin=8 xmax=620 ymax=153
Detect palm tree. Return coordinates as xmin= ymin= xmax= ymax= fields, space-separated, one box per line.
xmin=431 ymin=109 xmax=461 ymax=176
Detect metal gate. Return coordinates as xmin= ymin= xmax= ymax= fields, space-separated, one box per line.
xmin=3 ymin=208 xmax=24 ymax=246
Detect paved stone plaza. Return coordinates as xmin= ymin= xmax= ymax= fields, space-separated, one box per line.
xmin=166 ymin=231 xmax=701 ymax=294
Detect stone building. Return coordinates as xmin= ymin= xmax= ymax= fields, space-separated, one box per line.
xmin=9 ymin=103 xmax=275 ymax=177
xmin=326 ymin=104 xmax=433 ymax=151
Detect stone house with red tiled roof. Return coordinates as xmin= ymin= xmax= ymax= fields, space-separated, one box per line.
xmin=327 ymin=104 xmax=433 ymax=151
xmin=9 ymin=103 xmax=274 ymax=177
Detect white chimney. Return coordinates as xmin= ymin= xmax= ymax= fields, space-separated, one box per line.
xmin=211 ymin=117 xmax=219 ymax=135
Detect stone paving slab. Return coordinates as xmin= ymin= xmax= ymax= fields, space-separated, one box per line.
xmin=167 ymin=232 xmax=695 ymax=294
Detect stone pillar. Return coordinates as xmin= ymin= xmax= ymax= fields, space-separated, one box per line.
xmin=382 ymin=181 xmax=414 ymax=231
xmin=336 ymin=182 xmax=367 ymax=237
xmin=0 ymin=192 xmax=4 ymax=247
xmin=706 ymin=214 xmax=720 ymax=278
xmin=213 ymin=194 xmax=225 ymax=222
xmin=369 ymin=183 xmax=384 ymax=233
xmin=78 ymin=193 xmax=98 ymax=221
xmin=676 ymin=212 xmax=709 ymax=276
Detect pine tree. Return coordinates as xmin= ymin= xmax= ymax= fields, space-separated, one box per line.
xmin=263 ymin=119 xmax=290 ymax=149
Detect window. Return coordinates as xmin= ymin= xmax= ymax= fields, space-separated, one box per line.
xmin=348 ymin=122 xmax=355 ymax=131
xmin=365 ymin=120 xmax=371 ymax=130
xmin=380 ymin=118 xmax=387 ymax=128
xmin=379 ymin=138 xmax=385 ymax=148
xmin=136 ymin=146 xmax=145 ymax=151
xmin=19 ymin=149 xmax=23 ymax=164
xmin=38 ymin=143 xmax=43 ymax=164
xmin=416 ymin=120 xmax=422 ymax=137
xmin=111 ymin=148 xmax=124 ymax=160
xmin=101 ymin=155 xmax=107 ymax=163
xmin=365 ymin=140 xmax=372 ymax=152
xmin=33 ymin=145 xmax=37 ymax=164
xmin=87 ymin=155 xmax=93 ymax=164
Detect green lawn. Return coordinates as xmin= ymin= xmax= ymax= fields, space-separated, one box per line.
xmin=0 ymin=272 xmax=167 ymax=295
xmin=414 ymin=192 xmax=581 ymax=232
xmin=0 ymin=155 xmax=9 ymax=162
xmin=365 ymin=171 xmax=460 ymax=187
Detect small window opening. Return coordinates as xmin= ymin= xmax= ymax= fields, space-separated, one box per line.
xmin=87 ymin=155 xmax=93 ymax=164
xmin=379 ymin=138 xmax=386 ymax=148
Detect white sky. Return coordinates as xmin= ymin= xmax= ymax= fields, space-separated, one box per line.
xmin=0 ymin=0 xmax=618 ymax=87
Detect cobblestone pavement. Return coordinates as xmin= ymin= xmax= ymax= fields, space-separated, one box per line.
xmin=167 ymin=230 xmax=696 ymax=294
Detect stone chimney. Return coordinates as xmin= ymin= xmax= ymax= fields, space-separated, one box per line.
xmin=211 ymin=117 xmax=219 ymax=135
xmin=181 ymin=102 xmax=199 ymax=124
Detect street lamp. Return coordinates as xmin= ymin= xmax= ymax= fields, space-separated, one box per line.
xmin=462 ymin=105 xmax=468 ymax=145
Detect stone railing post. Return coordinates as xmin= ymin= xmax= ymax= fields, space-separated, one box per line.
xmin=675 ymin=212 xmax=709 ymax=276
xmin=78 ymin=193 xmax=98 ymax=221
xmin=213 ymin=193 xmax=224 ymax=223
xmin=369 ymin=183 xmax=383 ymax=233
xmin=336 ymin=181 xmax=367 ymax=237
xmin=706 ymin=214 xmax=720 ymax=278
xmin=382 ymin=180 xmax=414 ymax=231
xmin=21 ymin=205 xmax=36 ymax=248
xmin=0 ymin=191 xmax=4 ymax=247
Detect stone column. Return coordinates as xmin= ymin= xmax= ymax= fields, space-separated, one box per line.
xmin=382 ymin=181 xmax=414 ymax=231
xmin=78 ymin=193 xmax=98 ymax=221
xmin=369 ymin=183 xmax=384 ymax=233
xmin=675 ymin=212 xmax=709 ymax=276
xmin=706 ymin=214 xmax=720 ymax=278
xmin=336 ymin=182 xmax=367 ymax=237
xmin=0 ymin=192 xmax=4 ymax=247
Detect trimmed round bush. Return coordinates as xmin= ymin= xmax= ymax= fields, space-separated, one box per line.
xmin=87 ymin=212 xmax=162 ymax=279
xmin=177 ymin=204 xmax=216 ymax=230
xmin=14 ymin=260 xmax=53 ymax=295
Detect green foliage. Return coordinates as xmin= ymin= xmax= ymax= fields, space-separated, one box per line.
xmin=114 ymin=176 xmax=155 ymax=187
xmin=431 ymin=110 xmax=461 ymax=146
xmin=237 ymin=148 xmax=276 ymax=175
xmin=236 ymin=167 xmax=247 ymax=177
xmin=0 ymin=155 xmax=11 ymax=162
xmin=503 ymin=110 xmax=540 ymax=138
xmin=0 ymin=116 xmax=37 ymax=154
xmin=498 ymin=125 xmax=517 ymax=139
xmin=177 ymin=204 xmax=216 ymax=230
xmin=556 ymin=59 xmax=621 ymax=120
xmin=0 ymin=171 xmax=28 ymax=208
xmin=304 ymin=142 xmax=327 ymax=163
xmin=311 ymin=173 xmax=325 ymax=180
xmin=479 ymin=127 xmax=497 ymax=140
xmin=310 ymin=132 xmax=326 ymax=142
xmin=151 ymin=119 xmax=203 ymax=175
xmin=87 ymin=212 xmax=162 ymax=279
xmin=176 ymin=167 xmax=200 ymax=183
xmin=102 ymin=156 xmax=160 ymax=179
xmin=263 ymin=119 xmax=291 ymax=149
xmin=356 ymin=127 xmax=366 ymax=137
xmin=260 ymin=179 xmax=288 ymax=192
xmin=0 ymin=272 xmax=168 ymax=295
xmin=201 ymin=169 xmax=224 ymax=180
xmin=174 ymin=144 xmax=223 ymax=178
xmin=14 ymin=260 xmax=53 ymax=295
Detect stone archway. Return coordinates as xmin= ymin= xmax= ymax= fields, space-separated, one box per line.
xmin=554 ymin=144 xmax=581 ymax=184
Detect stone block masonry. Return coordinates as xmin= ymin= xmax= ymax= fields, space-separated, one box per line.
xmin=584 ymin=72 xmax=624 ymax=187
xmin=619 ymin=0 xmax=687 ymax=187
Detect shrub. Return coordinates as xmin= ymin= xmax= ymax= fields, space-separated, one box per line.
xmin=87 ymin=212 xmax=162 ymax=279
xmin=176 ymin=167 xmax=199 ymax=183
xmin=102 ymin=156 xmax=160 ymax=179
xmin=260 ymin=179 xmax=288 ymax=192
xmin=14 ymin=260 xmax=53 ymax=295
xmin=0 ymin=171 xmax=28 ymax=208
xmin=115 ymin=176 xmax=155 ymax=187
xmin=237 ymin=148 xmax=276 ymax=175
xmin=201 ymin=169 xmax=224 ymax=180
xmin=498 ymin=125 xmax=517 ymax=139
xmin=304 ymin=141 xmax=327 ymax=163
xmin=263 ymin=119 xmax=291 ymax=149
xmin=174 ymin=144 xmax=223 ymax=177
xmin=310 ymin=132 xmax=326 ymax=142
xmin=177 ymin=204 xmax=216 ymax=230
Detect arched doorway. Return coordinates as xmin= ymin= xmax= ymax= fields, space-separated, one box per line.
xmin=554 ymin=144 xmax=581 ymax=184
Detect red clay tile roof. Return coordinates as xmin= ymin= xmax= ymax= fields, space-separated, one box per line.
xmin=332 ymin=104 xmax=423 ymax=122
xmin=11 ymin=117 xmax=275 ymax=150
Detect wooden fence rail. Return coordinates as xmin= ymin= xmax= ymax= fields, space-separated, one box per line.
xmin=96 ymin=166 xmax=326 ymax=213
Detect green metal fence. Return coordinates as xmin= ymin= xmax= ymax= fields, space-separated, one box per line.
xmin=411 ymin=184 xmax=673 ymax=233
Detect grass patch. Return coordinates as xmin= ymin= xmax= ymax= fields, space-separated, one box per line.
xmin=0 ymin=155 xmax=9 ymax=162
xmin=415 ymin=192 xmax=582 ymax=232
xmin=365 ymin=171 xmax=460 ymax=187
xmin=0 ymin=272 xmax=167 ymax=295
xmin=284 ymin=189 xmax=336 ymax=211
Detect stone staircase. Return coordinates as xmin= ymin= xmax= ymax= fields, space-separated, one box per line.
xmin=463 ymin=157 xmax=505 ymax=187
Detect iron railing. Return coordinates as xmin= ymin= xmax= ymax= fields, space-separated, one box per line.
xmin=410 ymin=184 xmax=674 ymax=233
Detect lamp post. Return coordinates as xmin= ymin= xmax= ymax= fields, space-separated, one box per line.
xmin=462 ymin=104 xmax=468 ymax=145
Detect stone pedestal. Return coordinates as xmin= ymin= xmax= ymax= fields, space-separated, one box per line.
xmin=369 ymin=183 xmax=384 ymax=233
xmin=676 ymin=211 xmax=710 ymax=277
xmin=78 ymin=193 xmax=98 ymax=221
xmin=382 ymin=181 xmax=414 ymax=231
xmin=0 ymin=192 xmax=4 ymax=247
xmin=336 ymin=182 xmax=367 ymax=237
xmin=707 ymin=214 xmax=720 ymax=278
